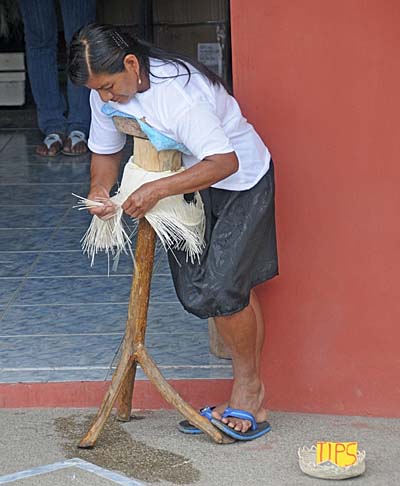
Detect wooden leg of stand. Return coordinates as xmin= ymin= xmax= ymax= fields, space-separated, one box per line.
xmin=78 ymin=353 xmax=137 ymax=448
xmin=79 ymin=219 xmax=156 ymax=448
xmin=116 ymin=362 xmax=137 ymax=422
xmin=117 ymin=219 xmax=156 ymax=420
xmin=137 ymin=347 xmax=235 ymax=444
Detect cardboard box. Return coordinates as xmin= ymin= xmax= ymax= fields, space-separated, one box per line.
xmin=0 ymin=71 xmax=25 ymax=106
xmin=96 ymin=0 xmax=141 ymax=26
xmin=154 ymin=24 xmax=227 ymax=79
xmin=153 ymin=0 xmax=227 ymax=24
xmin=0 ymin=52 xmax=24 ymax=71
xmin=0 ymin=53 xmax=25 ymax=106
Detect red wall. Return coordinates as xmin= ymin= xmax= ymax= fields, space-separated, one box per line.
xmin=231 ymin=0 xmax=400 ymax=416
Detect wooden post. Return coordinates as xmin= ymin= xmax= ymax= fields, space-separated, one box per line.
xmin=78 ymin=117 xmax=233 ymax=447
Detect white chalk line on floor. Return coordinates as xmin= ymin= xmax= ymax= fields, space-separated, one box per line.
xmin=0 ymin=458 xmax=144 ymax=485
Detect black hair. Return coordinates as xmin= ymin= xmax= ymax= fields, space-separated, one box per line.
xmin=68 ymin=23 xmax=228 ymax=91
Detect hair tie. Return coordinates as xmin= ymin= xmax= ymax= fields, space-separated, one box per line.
xmin=110 ymin=31 xmax=128 ymax=49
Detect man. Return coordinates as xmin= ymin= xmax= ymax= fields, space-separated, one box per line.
xmin=18 ymin=0 xmax=96 ymax=156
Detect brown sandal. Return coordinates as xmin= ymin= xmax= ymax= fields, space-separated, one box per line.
xmin=62 ymin=130 xmax=89 ymax=156
xmin=36 ymin=133 xmax=64 ymax=157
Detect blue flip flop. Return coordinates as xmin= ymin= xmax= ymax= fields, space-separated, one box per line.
xmin=210 ymin=407 xmax=271 ymax=441
xmin=178 ymin=406 xmax=215 ymax=434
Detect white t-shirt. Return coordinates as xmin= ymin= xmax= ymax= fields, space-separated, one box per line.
xmin=88 ymin=58 xmax=271 ymax=191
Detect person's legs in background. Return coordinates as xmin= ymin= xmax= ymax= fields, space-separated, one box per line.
xmin=18 ymin=0 xmax=67 ymax=156
xmin=60 ymin=0 xmax=96 ymax=155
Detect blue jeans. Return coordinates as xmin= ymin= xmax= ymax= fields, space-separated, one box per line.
xmin=18 ymin=0 xmax=96 ymax=136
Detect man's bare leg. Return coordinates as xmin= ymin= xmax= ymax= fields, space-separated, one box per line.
xmin=212 ymin=290 xmax=267 ymax=432
xmin=250 ymin=290 xmax=265 ymax=375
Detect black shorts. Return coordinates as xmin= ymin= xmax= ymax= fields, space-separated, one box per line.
xmin=168 ymin=160 xmax=278 ymax=319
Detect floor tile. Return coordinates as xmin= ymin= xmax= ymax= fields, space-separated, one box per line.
xmin=0 ymin=278 xmax=23 ymax=305
xmin=0 ymin=206 xmax=69 ymax=229
xmin=43 ymin=227 xmax=86 ymax=251
xmin=147 ymin=302 xmax=205 ymax=333
xmin=154 ymin=273 xmax=182 ymax=302
xmin=0 ymin=302 xmax=203 ymax=336
xmin=8 ymin=129 xmax=42 ymax=146
xmin=0 ymin=161 xmax=91 ymax=184
xmin=0 ymin=144 xmax=92 ymax=165
xmin=153 ymin=247 xmax=171 ymax=274
xmin=0 ymin=108 xmax=38 ymax=129
xmin=60 ymin=206 xmax=96 ymax=227
xmin=0 ymin=368 xmax=110 ymax=383
xmin=148 ymin=337 xmax=225 ymax=367
xmin=0 ymin=335 xmax=231 ymax=383
xmin=0 ymin=303 xmax=127 ymax=336
xmin=14 ymin=274 xmax=178 ymax=305
xmin=15 ymin=276 xmax=132 ymax=306
xmin=32 ymin=246 xmax=170 ymax=277
xmin=0 ymin=333 xmax=224 ymax=370
xmin=0 ymin=134 xmax=11 ymax=152
xmin=0 ymin=334 xmax=120 ymax=368
xmin=32 ymin=251 xmax=134 ymax=277
xmin=110 ymin=334 xmax=224 ymax=367
xmin=0 ymin=253 xmax=38 ymax=277
xmin=0 ymin=144 xmax=29 ymax=164
xmin=0 ymin=228 xmax=57 ymax=251
xmin=0 ymin=183 xmax=89 ymax=205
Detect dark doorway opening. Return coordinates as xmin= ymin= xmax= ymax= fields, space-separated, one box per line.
xmin=0 ymin=0 xmax=232 ymax=124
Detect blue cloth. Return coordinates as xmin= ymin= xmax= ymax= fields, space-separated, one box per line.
xmin=18 ymin=0 xmax=96 ymax=136
xmin=101 ymin=104 xmax=191 ymax=155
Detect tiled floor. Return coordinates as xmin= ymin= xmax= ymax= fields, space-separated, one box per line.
xmin=0 ymin=125 xmax=232 ymax=384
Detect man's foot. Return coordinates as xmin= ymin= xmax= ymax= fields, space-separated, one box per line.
xmin=178 ymin=403 xmax=228 ymax=434
xmin=62 ymin=130 xmax=89 ymax=156
xmin=36 ymin=133 xmax=64 ymax=157
xmin=212 ymin=380 xmax=267 ymax=433
xmin=210 ymin=408 xmax=271 ymax=441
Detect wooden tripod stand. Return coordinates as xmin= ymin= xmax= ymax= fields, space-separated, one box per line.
xmin=78 ymin=117 xmax=232 ymax=448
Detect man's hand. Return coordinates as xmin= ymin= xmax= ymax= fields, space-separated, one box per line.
xmin=122 ymin=182 xmax=161 ymax=219
xmin=87 ymin=184 xmax=117 ymax=220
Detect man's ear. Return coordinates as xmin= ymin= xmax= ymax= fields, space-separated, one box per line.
xmin=123 ymin=54 xmax=140 ymax=74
